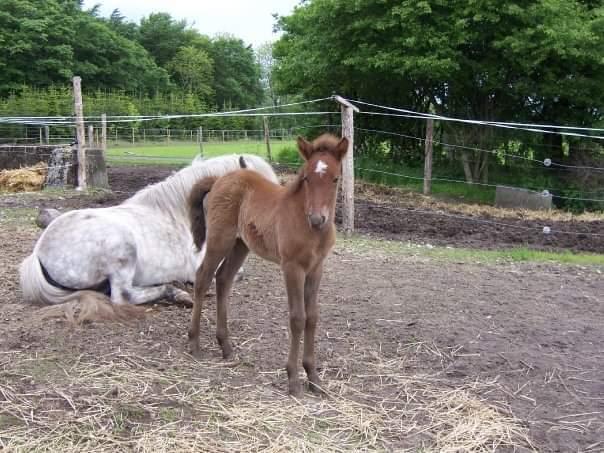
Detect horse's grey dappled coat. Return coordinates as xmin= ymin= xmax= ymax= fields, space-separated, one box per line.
xmin=19 ymin=154 xmax=278 ymax=309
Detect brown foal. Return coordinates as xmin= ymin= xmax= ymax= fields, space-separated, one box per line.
xmin=187 ymin=134 xmax=348 ymax=396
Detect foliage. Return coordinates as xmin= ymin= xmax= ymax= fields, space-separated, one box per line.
xmin=272 ymin=0 xmax=604 ymax=210
xmin=0 ymin=1 xmax=265 ymax=110
xmin=167 ymin=46 xmax=214 ymax=100
xmin=209 ymin=35 xmax=264 ymax=109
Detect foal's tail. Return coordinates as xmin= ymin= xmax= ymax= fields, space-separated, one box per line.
xmin=189 ymin=176 xmax=218 ymax=250
xmin=19 ymin=253 xmax=144 ymax=324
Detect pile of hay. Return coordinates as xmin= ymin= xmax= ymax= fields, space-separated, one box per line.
xmin=0 ymin=162 xmax=48 ymax=192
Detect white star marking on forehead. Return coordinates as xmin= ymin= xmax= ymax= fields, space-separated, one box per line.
xmin=314 ymin=159 xmax=328 ymax=177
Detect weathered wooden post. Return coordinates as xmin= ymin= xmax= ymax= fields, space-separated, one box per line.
xmin=131 ymin=127 xmax=135 ymax=144
xmin=44 ymin=126 xmax=50 ymax=145
xmin=198 ymin=126 xmax=204 ymax=156
xmin=423 ymin=118 xmax=434 ymax=195
xmin=263 ymin=116 xmax=272 ymax=162
xmin=73 ymin=76 xmax=87 ymax=189
xmin=88 ymin=125 xmax=94 ymax=147
xmin=101 ymin=114 xmax=107 ymax=151
xmin=333 ymin=95 xmax=358 ymax=236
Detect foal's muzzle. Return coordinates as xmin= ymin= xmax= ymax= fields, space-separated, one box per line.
xmin=308 ymin=213 xmax=327 ymax=229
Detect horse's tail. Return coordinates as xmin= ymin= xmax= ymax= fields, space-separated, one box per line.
xmin=20 ymin=253 xmax=79 ymax=305
xmin=189 ymin=176 xmax=218 ymax=250
xmin=19 ymin=253 xmax=144 ymax=324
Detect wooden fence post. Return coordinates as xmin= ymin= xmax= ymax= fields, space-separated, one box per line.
xmin=101 ymin=114 xmax=107 ymax=151
xmin=333 ymin=95 xmax=359 ymax=236
xmin=88 ymin=125 xmax=94 ymax=147
xmin=73 ymin=76 xmax=87 ymax=189
xmin=423 ymin=118 xmax=434 ymax=195
xmin=263 ymin=116 xmax=272 ymax=162
xmin=44 ymin=126 xmax=50 ymax=144
xmin=198 ymin=126 xmax=204 ymax=156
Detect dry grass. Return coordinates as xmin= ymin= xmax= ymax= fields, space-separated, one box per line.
xmin=0 ymin=162 xmax=47 ymax=193
xmin=356 ymin=181 xmax=604 ymax=222
xmin=0 ymin=343 xmax=536 ymax=452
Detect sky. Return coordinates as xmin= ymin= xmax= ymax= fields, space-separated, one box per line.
xmin=82 ymin=0 xmax=300 ymax=47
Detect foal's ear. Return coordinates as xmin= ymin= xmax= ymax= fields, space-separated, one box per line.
xmin=334 ymin=137 xmax=349 ymax=161
xmin=296 ymin=136 xmax=313 ymax=161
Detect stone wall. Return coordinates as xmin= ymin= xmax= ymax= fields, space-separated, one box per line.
xmin=0 ymin=145 xmax=108 ymax=189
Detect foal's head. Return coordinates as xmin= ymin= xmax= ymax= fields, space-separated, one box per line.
xmin=296 ymin=134 xmax=349 ymax=230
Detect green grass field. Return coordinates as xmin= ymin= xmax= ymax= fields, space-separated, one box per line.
xmin=107 ymin=140 xmax=296 ymax=166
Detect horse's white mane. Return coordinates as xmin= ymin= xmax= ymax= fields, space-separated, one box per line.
xmin=124 ymin=154 xmax=277 ymax=220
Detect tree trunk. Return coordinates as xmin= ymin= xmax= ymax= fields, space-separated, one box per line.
xmin=461 ymin=151 xmax=474 ymax=183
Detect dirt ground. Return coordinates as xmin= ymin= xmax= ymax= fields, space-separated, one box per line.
xmin=0 ymin=165 xmax=603 ymax=451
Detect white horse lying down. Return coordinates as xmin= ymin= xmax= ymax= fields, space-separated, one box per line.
xmin=20 ymin=154 xmax=278 ymax=308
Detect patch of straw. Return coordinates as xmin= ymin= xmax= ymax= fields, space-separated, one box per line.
xmin=0 ymin=343 xmax=537 ymax=452
xmin=0 ymin=162 xmax=48 ymax=193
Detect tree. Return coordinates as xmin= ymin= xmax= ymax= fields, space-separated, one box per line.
xmin=256 ymin=42 xmax=277 ymax=106
xmin=106 ymin=8 xmax=139 ymax=41
xmin=72 ymin=13 xmax=170 ymax=93
xmin=209 ymin=35 xmax=263 ymax=108
xmin=167 ymin=46 xmax=214 ymax=101
xmin=273 ymin=0 xmax=604 ymax=178
xmin=138 ymin=13 xmax=191 ymax=67
xmin=0 ymin=0 xmax=77 ymax=92
xmin=0 ymin=0 xmax=169 ymax=94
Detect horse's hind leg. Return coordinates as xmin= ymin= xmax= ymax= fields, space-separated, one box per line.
xmin=215 ymin=239 xmax=249 ymax=359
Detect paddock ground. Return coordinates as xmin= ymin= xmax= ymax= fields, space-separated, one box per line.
xmin=0 ymin=165 xmax=603 ymax=452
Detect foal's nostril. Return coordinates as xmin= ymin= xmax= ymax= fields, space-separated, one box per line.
xmin=309 ymin=213 xmax=327 ymax=229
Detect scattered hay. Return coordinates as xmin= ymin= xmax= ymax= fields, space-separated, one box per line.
xmin=356 ymin=181 xmax=604 ymax=222
xmin=0 ymin=345 xmax=536 ymax=452
xmin=0 ymin=162 xmax=48 ymax=193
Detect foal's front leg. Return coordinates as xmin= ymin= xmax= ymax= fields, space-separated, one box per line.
xmin=303 ymin=264 xmax=324 ymax=393
xmin=282 ymin=262 xmax=306 ymax=396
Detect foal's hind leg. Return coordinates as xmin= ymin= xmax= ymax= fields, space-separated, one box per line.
xmin=188 ymin=234 xmax=238 ymax=357
xmin=215 ymin=239 xmax=249 ymax=359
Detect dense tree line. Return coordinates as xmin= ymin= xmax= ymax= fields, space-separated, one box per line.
xmin=273 ymin=0 xmax=604 ymax=202
xmin=0 ymin=0 xmax=263 ymax=109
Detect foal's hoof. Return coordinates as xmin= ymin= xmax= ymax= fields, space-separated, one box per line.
xmin=219 ymin=341 xmax=233 ymax=360
xmin=188 ymin=339 xmax=201 ymax=358
xmin=288 ymin=381 xmax=303 ymax=398
xmin=308 ymin=379 xmax=325 ymax=395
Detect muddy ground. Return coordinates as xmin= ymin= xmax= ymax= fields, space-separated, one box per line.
xmin=0 ymin=165 xmax=603 ymax=451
